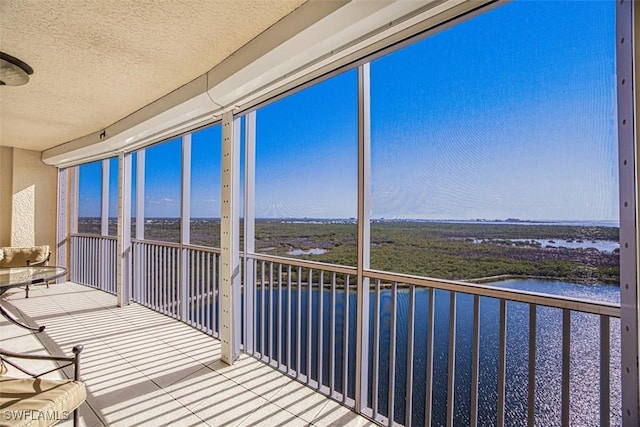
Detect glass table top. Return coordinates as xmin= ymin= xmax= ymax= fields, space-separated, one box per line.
xmin=0 ymin=266 xmax=67 ymax=288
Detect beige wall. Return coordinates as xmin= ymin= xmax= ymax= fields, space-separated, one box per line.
xmin=0 ymin=147 xmax=13 ymax=247
xmin=0 ymin=147 xmax=57 ymax=263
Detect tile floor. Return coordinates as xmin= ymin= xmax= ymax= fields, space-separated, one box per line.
xmin=0 ymin=282 xmax=375 ymax=427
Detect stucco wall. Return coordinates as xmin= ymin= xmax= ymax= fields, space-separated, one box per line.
xmin=0 ymin=147 xmax=13 ymax=247
xmin=0 ymin=147 xmax=57 ymax=263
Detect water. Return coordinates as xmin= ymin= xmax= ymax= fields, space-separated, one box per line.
xmin=472 ymin=238 xmax=620 ymax=253
xmin=252 ymin=279 xmax=621 ymax=426
xmin=287 ymin=248 xmax=328 ymax=256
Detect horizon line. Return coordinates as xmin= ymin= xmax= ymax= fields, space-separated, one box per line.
xmin=81 ymin=216 xmax=620 ymax=224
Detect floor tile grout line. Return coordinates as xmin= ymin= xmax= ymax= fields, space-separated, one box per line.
xmin=22 ymin=284 xmax=215 ymax=379
xmin=6 ymin=282 xmax=373 ymax=427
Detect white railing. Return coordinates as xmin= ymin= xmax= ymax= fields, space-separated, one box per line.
xmin=68 ymin=239 xmax=621 ymax=426
xmin=131 ymin=240 xmax=221 ymax=338
xmin=70 ymin=234 xmax=117 ymax=294
xmin=244 ymin=254 xmax=357 ymax=405
xmin=243 ymin=253 xmax=621 ymax=427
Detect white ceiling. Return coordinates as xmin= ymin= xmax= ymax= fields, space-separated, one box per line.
xmin=0 ymin=0 xmax=306 ymax=152
xmin=1 ymin=0 xmax=497 ymax=164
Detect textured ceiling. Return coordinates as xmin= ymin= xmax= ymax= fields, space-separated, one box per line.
xmin=0 ymin=0 xmax=306 ymax=152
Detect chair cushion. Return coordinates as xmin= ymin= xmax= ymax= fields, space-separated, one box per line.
xmin=0 ymin=377 xmax=85 ymax=427
xmin=0 ymin=246 xmax=49 ymax=268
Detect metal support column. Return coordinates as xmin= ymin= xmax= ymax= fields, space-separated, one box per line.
xmin=56 ymin=168 xmax=69 ymax=282
xmin=244 ymin=112 xmax=257 ymax=354
xmin=101 ymin=159 xmax=109 ymax=236
xmin=117 ymin=153 xmax=131 ymax=307
xmin=136 ymin=151 xmax=145 ymax=241
xmin=180 ymin=135 xmax=191 ymax=320
xmin=617 ymin=0 xmax=639 ymax=424
xmin=221 ymin=111 xmax=241 ymax=365
xmin=69 ymin=167 xmax=78 ymax=281
xmin=135 ymin=150 xmax=145 ymax=301
xmin=355 ymin=63 xmax=371 ymax=413
xmin=100 ymin=159 xmax=109 ymax=290
xmin=70 ymin=167 xmax=78 ymax=235
xmin=181 ymin=134 xmax=191 ymax=245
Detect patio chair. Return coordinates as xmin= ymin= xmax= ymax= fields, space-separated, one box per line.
xmin=0 ymin=345 xmax=86 ymax=427
xmin=0 ymin=246 xmax=51 ymax=298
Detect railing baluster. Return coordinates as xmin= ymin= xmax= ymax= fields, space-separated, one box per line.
xmin=343 ymin=275 xmax=350 ymax=403
xmin=446 ymin=292 xmax=457 ymax=427
xmin=145 ymin=243 xmax=150 ymax=306
xmin=388 ymin=281 xmax=397 ymax=425
xmin=167 ymin=247 xmax=172 ymax=315
xmin=173 ymin=247 xmax=176 ymax=315
xmin=73 ymin=237 xmax=77 ymax=282
xmin=206 ymin=251 xmax=211 ymax=333
xmin=296 ymin=266 xmax=302 ymax=379
xmin=173 ymin=248 xmax=177 ymax=317
xmin=600 ymin=315 xmax=610 ymax=427
xmin=168 ymin=246 xmax=172 ymax=313
xmin=85 ymin=237 xmax=89 ymax=285
xmin=147 ymin=244 xmax=151 ymax=307
xmin=81 ymin=237 xmax=85 ymax=284
xmin=141 ymin=243 xmax=146 ymax=304
xmin=137 ymin=242 xmax=141 ymax=303
xmin=269 ymin=262 xmax=274 ymax=363
xmin=199 ymin=250 xmax=204 ymax=328
xmin=497 ymin=299 xmax=507 ymax=427
xmin=80 ymin=237 xmax=83 ymax=284
xmin=88 ymin=237 xmax=93 ymax=286
xmin=200 ymin=250 xmax=205 ymax=326
xmin=163 ymin=246 xmax=167 ymax=309
xmin=166 ymin=247 xmax=171 ymax=315
xmin=83 ymin=237 xmax=87 ymax=285
xmin=87 ymin=237 xmax=90 ymax=284
xmin=153 ymin=244 xmax=157 ymax=309
xmin=528 ymin=304 xmax=537 ymax=427
xmin=278 ymin=263 xmax=283 ymax=370
xmin=330 ymin=272 xmax=336 ymax=396
xmin=189 ymin=249 xmax=194 ymax=324
xmin=562 ymin=309 xmax=571 ymax=427
xmin=157 ymin=245 xmax=162 ymax=310
xmin=286 ymin=265 xmax=292 ymax=373
xmin=307 ymin=268 xmax=313 ymax=385
xmin=214 ymin=252 xmax=219 ymax=336
xmin=317 ymin=271 xmax=324 ymax=389
xmin=194 ymin=250 xmax=199 ymax=326
xmin=191 ymin=249 xmax=196 ymax=324
xmin=148 ymin=243 xmax=152 ymax=306
xmin=470 ymin=295 xmax=480 ymax=427
xmin=159 ymin=245 xmax=164 ymax=312
xmin=196 ymin=250 xmax=201 ymax=328
xmin=261 ymin=261 xmax=266 ymax=359
xmin=151 ymin=244 xmax=156 ymax=309
xmin=185 ymin=250 xmax=190 ymax=327
xmin=86 ymin=237 xmax=89 ymax=284
xmin=92 ymin=237 xmax=96 ymax=286
xmin=406 ymin=285 xmax=416 ymax=427
xmin=372 ymin=279 xmax=381 ymax=419
xmin=425 ymin=287 xmax=435 ymax=427
xmin=109 ymin=240 xmax=113 ymax=292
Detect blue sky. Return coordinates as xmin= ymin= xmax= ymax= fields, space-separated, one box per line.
xmin=79 ymin=0 xmax=619 ymax=222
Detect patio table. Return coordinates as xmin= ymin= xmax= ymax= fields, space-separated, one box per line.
xmin=0 ymin=266 xmax=67 ymax=332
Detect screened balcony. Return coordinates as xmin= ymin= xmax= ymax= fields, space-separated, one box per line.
xmin=1 ymin=1 xmax=639 ymax=427
xmin=1 ymin=282 xmax=372 ymax=426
